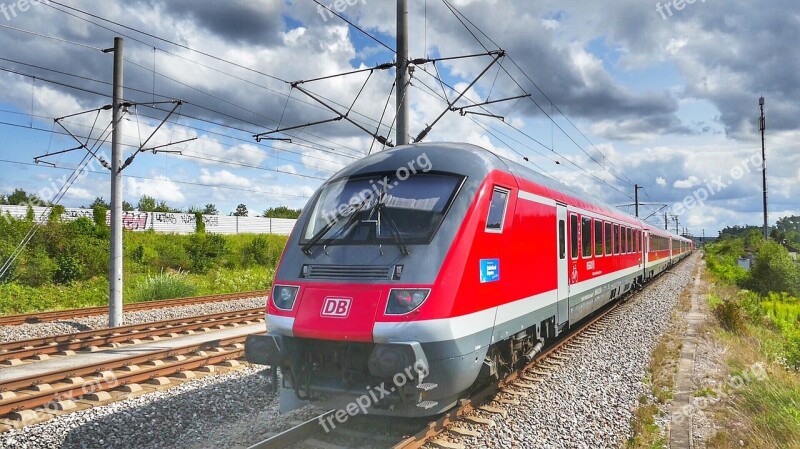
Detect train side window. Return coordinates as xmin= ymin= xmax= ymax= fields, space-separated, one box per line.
xmin=559 ymin=220 xmax=566 ymax=260
xmin=594 ymin=219 xmax=603 ymax=257
xmin=621 ymin=227 xmax=627 ymax=253
xmin=605 ymin=222 xmax=612 ymax=255
xmin=570 ymin=214 xmax=578 ymax=260
xmin=628 ymin=227 xmax=632 ymax=253
xmin=626 ymin=227 xmax=632 ymax=253
xmin=485 ymin=187 xmax=509 ymax=233
xmin=581 ymin=216 xmax=592 ymax=258
xmin=628 ymin=228 xmax=636 ymax=254
xmin=614 ymin=224 xmax=620 ymax=255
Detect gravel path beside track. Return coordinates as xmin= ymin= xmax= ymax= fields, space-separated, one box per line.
xmin=0 ymin=297 xmax=266 ymax=343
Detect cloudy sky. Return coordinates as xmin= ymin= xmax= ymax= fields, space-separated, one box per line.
xmin=0 ymin=0 xmax=797 ymax=235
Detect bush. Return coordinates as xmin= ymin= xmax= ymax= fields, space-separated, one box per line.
xmin=785 ymin=330 xmax=800 ymax=370
xmin=132 ymin=270 xmax=197 ymax=302
xmin=241 ymin=235 xmax=284 ymax=267
xmin=93 ymin=205 xmax=107 ymax=228
xmin=15 ymin=249 xmax=57 ymax=287
xmin=54 ymin=254 xmax=81 ymax=284
xmin=194 ymin=212 xmax=205 ymax=234
xmin=185 ymin=234 xmax=227 ymax=273
xmin=746 ymin=240 xmax=800 ymax=296
xmin=709 ymin=292 xmax=747 ymax=333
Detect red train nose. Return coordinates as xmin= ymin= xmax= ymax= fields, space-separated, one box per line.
xmin=292 ymin=286 xmax=383 ymax=342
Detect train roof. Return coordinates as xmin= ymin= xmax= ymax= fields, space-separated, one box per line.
xmin=327 ymin=142 xmax=691 ymax=242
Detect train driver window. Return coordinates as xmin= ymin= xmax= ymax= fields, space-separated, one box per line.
xmin=485 ymin=187 xmax=510 ymax=233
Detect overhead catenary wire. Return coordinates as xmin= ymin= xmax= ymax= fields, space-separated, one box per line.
xmin=0 ymin=159 xmax=313 ymax=199
xmin=439 ymin=0 xmax=633 ymax=187
xmin=0 ymin=21 xmax=379 ymax=159
xmin=0 ymin=64 xmax=355 ymax=169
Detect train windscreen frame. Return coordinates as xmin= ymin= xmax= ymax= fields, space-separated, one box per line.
xmin=301 ymin=172 xmax=465 ymax=246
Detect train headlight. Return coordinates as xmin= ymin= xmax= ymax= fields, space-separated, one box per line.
xmin=386 ymin=289 xmax=430 ymax=315
xmin=272 ymin=285 xmax=299 ymax=311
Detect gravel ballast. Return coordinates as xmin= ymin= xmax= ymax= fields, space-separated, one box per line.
xmin=0 ymin=257 xmax=696 ymax=448
xmin=0 ymin=297 xmax=266 ymax=343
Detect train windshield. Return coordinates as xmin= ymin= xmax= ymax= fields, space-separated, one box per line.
xmin=301 ymin=172 xmax=463 ymax=246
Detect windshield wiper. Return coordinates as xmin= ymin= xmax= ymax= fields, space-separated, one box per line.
xmin=378 ymin=203 xmax=409 ymax=255
xmin=302 ymin=195 xmax=374 ymax=254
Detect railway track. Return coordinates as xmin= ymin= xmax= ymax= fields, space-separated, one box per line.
xmin=0 ymin=291 xmax=265 ymax=327
xmin=246 ymin=300 xmax=624 ymax=449
xmin=246 ymin=262 xmax=694 ymax=449
xmin=0 ymin=308 xmax=264 ymax=365
xmin=0 ymin=334 xmax=253 ymax=419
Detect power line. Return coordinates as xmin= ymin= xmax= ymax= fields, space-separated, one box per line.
xmin=311 ymin=0 xmax=395 ymax=53
xmin=44 ymin=0 xmax=287 ymax=83
xmin=39 ymin=2 xmax=392 ymax=152
xmin=439 ymin=0 xmax=634 ymax=188
xmin=0 ymin=63 xmax=356 ymax=168
xmin=0 ymin=158 xmax=313 ymax=200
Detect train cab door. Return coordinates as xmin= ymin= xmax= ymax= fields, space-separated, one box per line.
xmin=556 ymin=203 xmax=569 ymax=331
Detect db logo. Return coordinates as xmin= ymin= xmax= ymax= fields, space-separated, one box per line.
xmin=321 ymin=297 xmax=351 ymax=318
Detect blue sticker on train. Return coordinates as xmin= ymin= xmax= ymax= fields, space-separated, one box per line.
xmin=480 ymin=258 xmax=500 ymax=283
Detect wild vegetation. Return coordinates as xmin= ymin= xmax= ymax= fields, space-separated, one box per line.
xmin=700 ymin=229 xmax=800 ymax=447
xmin=0 ymin=205 xmax=289 ymax=315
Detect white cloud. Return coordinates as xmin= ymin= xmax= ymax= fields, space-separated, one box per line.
xmin=126 ymin=176 xmax=185 ymax=203
xmin=63 ymin=187 xmax=95 ymax=201
xmin=656 ymin=177 xmax=666 ymax=186
xmin=198 ymin=169 xmax=252 ymax=188
xmin=673 ymin=176 xmax=701 ymax=189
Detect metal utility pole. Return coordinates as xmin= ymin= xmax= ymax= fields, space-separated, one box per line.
xmin=396 ymin=0 xmax=409 ymax=145
xmin=759 ymin=97 xmax=768 ymax=239
xmin=109 ymin=37 xmax=124 ymax=327
xmin=664 ymin=211 xmax=668 ymax=230
xmin=634 ymin=184 xmax=642 ymax=218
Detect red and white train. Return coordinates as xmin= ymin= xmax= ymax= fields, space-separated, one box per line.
xmin=245 ymin=142 xmax=693 ymax=417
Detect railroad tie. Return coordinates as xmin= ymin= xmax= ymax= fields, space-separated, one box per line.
xmin=448 ymin=426 xmax=480 ymax=437
xmin=479 ymin=405 xmax=507 ymax=417
xmin=463 ymin=415 xmax=495 ymax=427
xmin=430 ymin=439 xmax=466 ymax=449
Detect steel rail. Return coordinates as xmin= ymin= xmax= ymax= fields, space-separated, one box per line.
xmin=0 ymin=334 xmax=256 ymax=393
xmin=0 ymin=308 xmax=263 ymax=362
xmin=0 ymin=341 xmax=247 ymax=416
xmin=0 ymin=291 xmax=265 ymax=327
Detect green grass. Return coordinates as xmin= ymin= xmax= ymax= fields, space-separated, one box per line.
xmin=0 ymin=213 xmax=286 ymax=315
xmin=131 ymin=269 xmax=198 ymax=302
xmin=0 ymin=265 xmax=277 ymax=316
